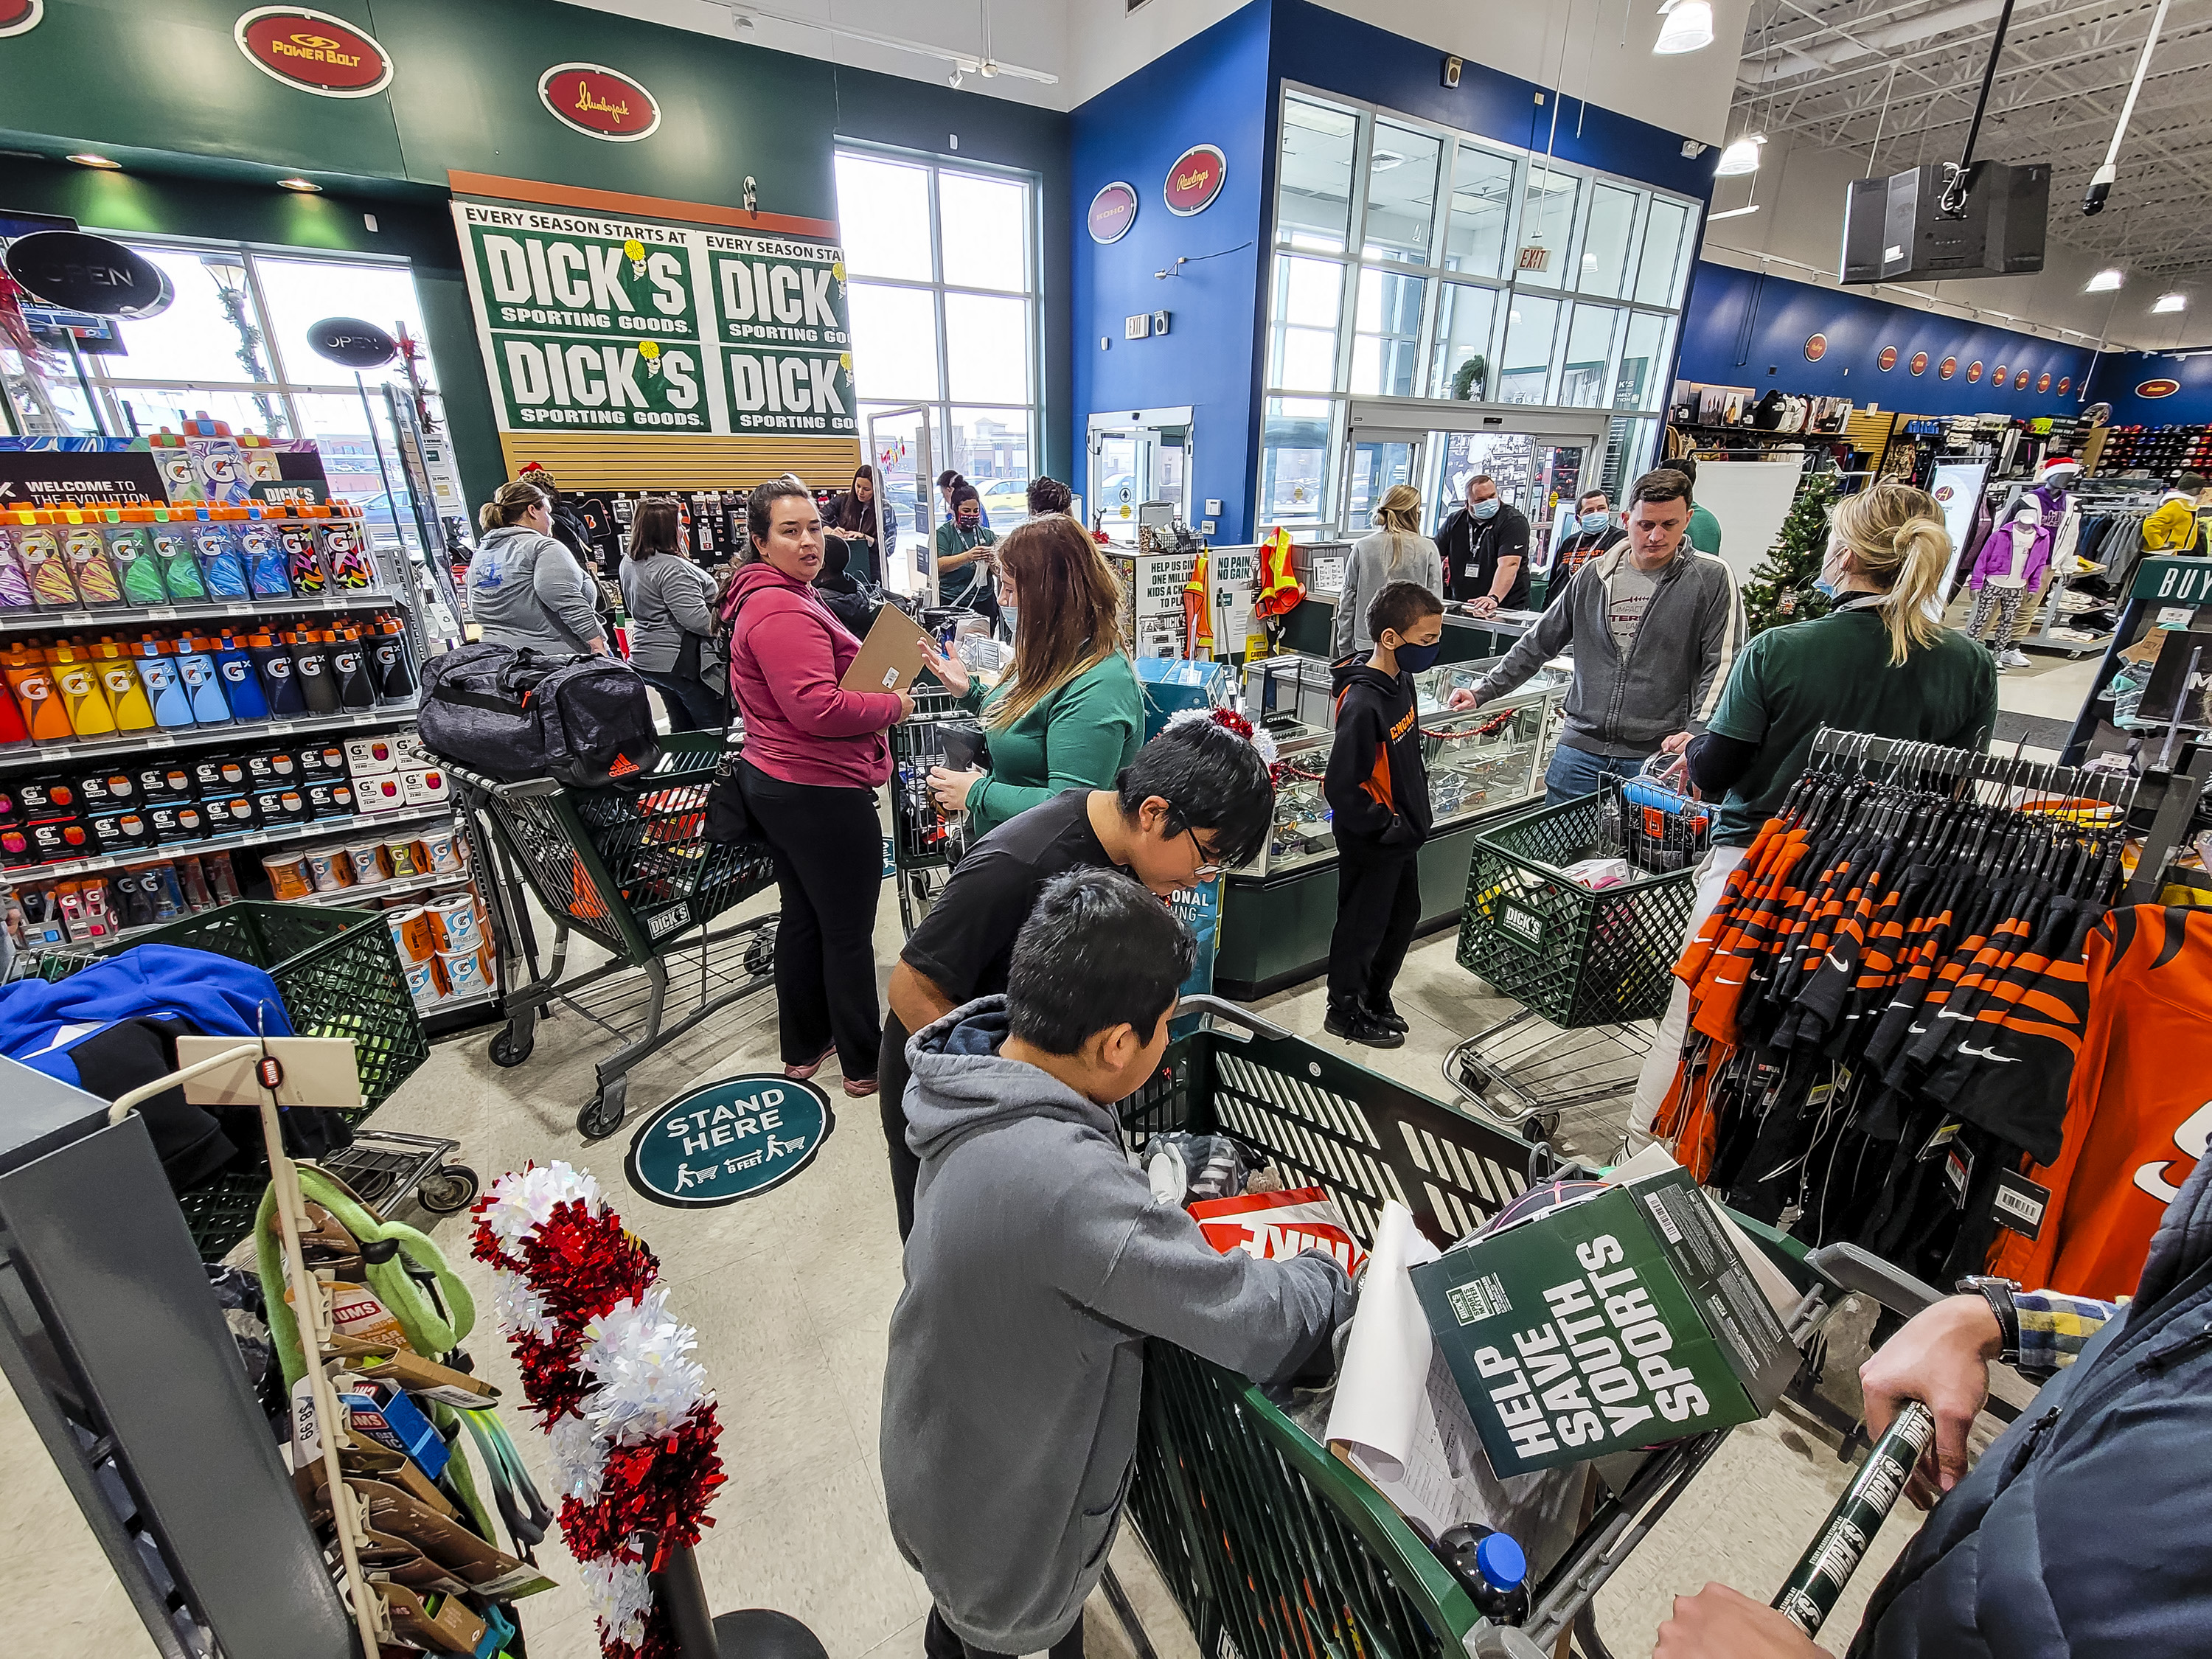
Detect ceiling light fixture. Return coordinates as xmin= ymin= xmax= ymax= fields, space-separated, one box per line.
xmin=1708 ymin=205 xmax=1761 ymax=220
xmin=2085 ymin=268 xmax=2125 ymax=292
xmin=2154 ymin=291 xmax=2187 ymax=313
xmin=732 ymin=10 xmax=754 ymax=29
xmin=705 ymin=0 xmax=1054 ymax=82
xmin=66 ymin=153 xmax=122 ymax=170
xmin=277 ymin=177 xmax=321 ymax=193
xmin=1653 ymin=0 xmax=1714 ymax=55
xmin=1714 ymin=136 xmax=1762 ymax=176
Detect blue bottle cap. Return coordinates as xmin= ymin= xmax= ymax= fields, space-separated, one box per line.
xmin=1475 ymin=1532 xmax=1526 ymax=1592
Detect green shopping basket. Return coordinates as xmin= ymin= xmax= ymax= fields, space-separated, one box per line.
xmin=1457 ymin=784 xmax=1700 ymax=1029
xmin=41 ymin=900 xmax=428 ymax=1258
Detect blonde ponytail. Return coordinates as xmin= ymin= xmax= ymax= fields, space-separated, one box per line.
xmin=1831 ymin=481 xmax=1950 ymax=666
xmin=480 ymin=479 xmax=546 ymax=532
xmin=1375 ymin=484 xmax=1423 ymax=536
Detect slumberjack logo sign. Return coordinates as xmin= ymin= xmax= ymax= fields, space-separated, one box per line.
xmin=625 ymin=1075 xmax=833 ymax=1208
xmin=538 ymin=63 xmax=662 ymax=142
xmin=234 ymin=7 xmax=394 ymax=98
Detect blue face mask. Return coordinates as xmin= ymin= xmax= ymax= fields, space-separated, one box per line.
xmin=1579 ymin=511 xmax=1610 ymax=535
xmin=1470 ymin=498 xmax=1500 ymax=521
xmin=1812 ymin=573 xmax=1843 ymax=599
xmin=1391 ymin=637 xmax=1444 ymax=672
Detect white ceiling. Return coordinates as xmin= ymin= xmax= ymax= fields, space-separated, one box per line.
xmin=1731 ymin=0 xmax=2212 ymax=293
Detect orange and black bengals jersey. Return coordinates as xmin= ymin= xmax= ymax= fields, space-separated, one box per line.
xmin=1990 ymin=905 xmax=2212 ymax=1298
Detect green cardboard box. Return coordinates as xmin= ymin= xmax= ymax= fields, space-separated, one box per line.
xmin=1408 ymin=1166 xmax=1799 ymax=1475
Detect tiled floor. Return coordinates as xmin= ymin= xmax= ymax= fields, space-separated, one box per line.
xmin=4 ymin=646 xmax=2081 ymax=1658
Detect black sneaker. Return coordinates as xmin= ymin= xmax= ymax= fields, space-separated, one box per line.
xmin=1366 ymin=999 xmax=1410 ymax=1034
xmin=1325 ymin=1002 xmax=1405 ymax=1048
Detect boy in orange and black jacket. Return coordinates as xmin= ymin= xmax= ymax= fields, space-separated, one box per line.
xmin=1323 ymin=581 xmax=1468 ymax=1048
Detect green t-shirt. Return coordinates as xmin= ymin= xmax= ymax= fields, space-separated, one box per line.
xmin=1686 ymin=504 xmax=1722 ymax=557
xmin=958 ymin=653 xmax=1145 ymax=838
xmin=1705 ymin=605 xmax=1998 ymax=845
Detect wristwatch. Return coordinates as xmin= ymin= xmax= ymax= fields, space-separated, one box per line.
xmin=1955 ymin=1274 xmax=2023 ymax=1366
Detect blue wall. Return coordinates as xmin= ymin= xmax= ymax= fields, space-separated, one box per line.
xmin=1677 ymin=261 xmax=2093 ymax=416
xmin=2090 ymin=349 xmax=2212 ymax=426
xmin=1070 ymin=0 xmax=1722 ymax=544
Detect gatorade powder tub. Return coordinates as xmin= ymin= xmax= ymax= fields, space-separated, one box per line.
xmin=63 ymin=523 xmax=125 ymax=606
xmin=106 ymin=523 xmax=169 ymax=606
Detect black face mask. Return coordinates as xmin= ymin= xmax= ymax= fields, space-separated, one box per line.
xmin=1391 ymin=638 xmax=1443 ymax=672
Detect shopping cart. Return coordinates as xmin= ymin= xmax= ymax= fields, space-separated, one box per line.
xmin=37 ymin=901 xmax=437 ymax=1258
xmin=445 ymin=729 xmax=780 ymax=1139
xmin=1117 ymin=996 xmax=1949 ymax=1659
xmin=889 ymin=684 xmax=974 ymax=934
xmin=1448 ymin=769 xmax=1709 ymax=1155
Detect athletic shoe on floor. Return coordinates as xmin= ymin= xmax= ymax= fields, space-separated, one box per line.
xmin=842 ymin=1076 xmax=879 ymax=1097
xmin=1366 ymin=1000 xmax=1410 ymax=1034
xmin=785 ymin=1043 xmax=835 ymax=1081
xmin=1998 ymin=647 xmax=2030 ymax=669
xmin=1324 ymin=1002 xmax=1403 ymax=1048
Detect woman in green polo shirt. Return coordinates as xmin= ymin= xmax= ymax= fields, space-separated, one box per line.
xmin=1628 ymin=479 xmax=1997 ymax=1136
xmin=920 ymin=514 xmax=1144 ymax=840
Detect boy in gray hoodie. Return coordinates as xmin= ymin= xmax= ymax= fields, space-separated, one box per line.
xmin=883 ymin=870 xmax=1353 ymax=1659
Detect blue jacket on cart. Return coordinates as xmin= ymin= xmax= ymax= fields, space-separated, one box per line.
xmin=881 ymin=998 xmax=1352 ymax=1657
xmin=1848 ymin=1147 xmax=2212 ymax=1658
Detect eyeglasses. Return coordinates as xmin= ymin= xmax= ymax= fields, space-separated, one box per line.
xmin=1185 ymin=827 xmax=1225 ymax=881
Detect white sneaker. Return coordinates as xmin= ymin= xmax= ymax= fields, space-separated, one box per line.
xmin=1998 ymin=647 xmax=2031 ymax=669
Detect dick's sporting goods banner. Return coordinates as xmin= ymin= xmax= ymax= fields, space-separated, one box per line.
xmin=453 ymin=199 xmax=857 ymax=440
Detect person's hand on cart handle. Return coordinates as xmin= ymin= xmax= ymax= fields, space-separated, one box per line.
xmin=928 ymin=766 xmax=985 ymax=813
xmin=919 ymin=639 xmax=971 ymax=698
xmin=1857 ymin=1293 xmax=2001 ymax=1507
xmin=1655 ymin=1585 xmax=1832 ymax=1659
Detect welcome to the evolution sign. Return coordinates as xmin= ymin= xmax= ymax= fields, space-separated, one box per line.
xmin=452 ymin=200 xmax=858 ymax=440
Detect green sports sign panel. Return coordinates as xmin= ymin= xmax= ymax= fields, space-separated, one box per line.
xmin=453 ymin=201 xmax=856 ymax=439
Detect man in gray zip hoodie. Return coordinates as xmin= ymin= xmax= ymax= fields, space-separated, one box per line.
xmin=1468 ymin=468 xmax=1743 ymax=804
xmin=883 ymin=870 xmax=1352 ymax=1659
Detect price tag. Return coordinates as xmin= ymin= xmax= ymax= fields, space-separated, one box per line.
xmin=38 ymin=745 xmax=72 ymax=761
xmin=61 ymin=612 xmax=92 ymax=627
xmin=265 ymin=722 xmax=294 ymax=736
xmin=147 ymin=606 xmax=175 ymax=620
xmin=149 ymin=733 xmax=175 ymax=748
xmin=227 ymin=603 xmax=253 ymax=616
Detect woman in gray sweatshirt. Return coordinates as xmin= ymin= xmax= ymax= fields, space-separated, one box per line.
xmin=465 ymin=480 xmax=608 ymax=658
xmin=619 ymin=496 xmax=726 ymax=731
xmin=1332 ymin=482 xmax=1442 ymax=658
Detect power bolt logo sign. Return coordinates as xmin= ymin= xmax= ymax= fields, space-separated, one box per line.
xmin=1967 ymin=361 xmax=1985 ymax=383
xmin=2037 ymin=372 xmax=2053 ymax=393
xmin=2138 ymin=378 xmax=2182 ymax=399
xmin=538 ymin=63 xmax=662 ymax=142
xmin=1876 ymin=345 xmax=1896 ymax=371
xmin=626 ymin=1074 xmax=833 ymax=1208
xmin=1804 ymin=333 xmax=1829 ymax=362
xmin=1910 ymin=351 xmax=1930 ymax=376
xmin=0 ymin=0 xmax=44 ymax=40
xmin=1164 ymin=145 xmax=1228 ymax=217
xmin=1088 ymin=181 xmax=1140 ymax=245
xmin=234 ymin=7 xmax=393 ymax=97
xmin=1940 ymin=356 xmax=1958 ymax=380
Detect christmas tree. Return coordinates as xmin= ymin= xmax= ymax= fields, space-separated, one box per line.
xmin=1740 ymin=473 xmax=1838 ymax=635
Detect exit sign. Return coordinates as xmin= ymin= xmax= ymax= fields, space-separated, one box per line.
xmin=1516 ymin=246 xmax=1552 ymax=272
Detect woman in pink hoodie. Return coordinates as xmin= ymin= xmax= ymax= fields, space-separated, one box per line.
xmin=726 ymin=478 xmax=913 ymax=1095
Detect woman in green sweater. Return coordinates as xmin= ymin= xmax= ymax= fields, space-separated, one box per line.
xmin=920 ymin=514 xmax=1143 ymax=839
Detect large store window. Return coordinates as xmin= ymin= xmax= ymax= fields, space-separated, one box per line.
xmin=1262 ymin=89 xmax=1697 ymax=536
xmin=836 ymin=148 xmax=1040 ymax=538
xmin=0 ymin=237 xmax=439 ymax=549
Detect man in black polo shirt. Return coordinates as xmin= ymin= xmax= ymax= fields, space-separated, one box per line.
xmin=877 ymin=718 xmax=1275 ymax=1237
xmin=1434 ymin=473 xmax=1531 ymax=616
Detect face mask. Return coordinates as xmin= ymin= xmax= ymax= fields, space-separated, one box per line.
xmin=1391 ymin=638 xmax=1443 ymax=672
xmin=1579 ymin=511 xmax=1610 ymax=535
xmin=1470 ymin=498 xmax=1500 ymax=521
xmin=958 ymin=514 xmax=980 ymax=531
xmin=1812 ymin=542 xmax=1848 ymax=599
xmin=1001 ymin=604 xmax=1019 ymax=634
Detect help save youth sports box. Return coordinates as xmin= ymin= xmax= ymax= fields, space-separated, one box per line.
xmin=1408 ymin=1162 xmax=1798 ymax=1476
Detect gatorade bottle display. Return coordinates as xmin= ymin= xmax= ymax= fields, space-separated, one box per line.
xmin=213 ymin=631 xmax=268 ymax=722
xmin=49 ymin=640 xmax=119 ymax=739
xmin=151 ymin=524 xmax=206 ymax=602
xmin=0 ymin=677 xmax=25 ymax=747
xmin=131 ymin=635 xmax=195 ymax=729
xmin=90 ymin=637 xmax=156 ymax=733
xmin=105 ymin=523 xmax=169 ymax=606
xmin=320 ymin=517 xmax=375 ymax=589
xmin=174 ymin=635 xmax=232 ymax=725
xmin=63 ymin=524 xmax=125 ymax=606
xmin=249 ymin=630 xmax=305 ymax=717
xmin=242 ymin=522 xmax=292 ymax=599
xmin=2 ymin=642 xmax=71 ymax=743
xmin=194 ymin=524 xmax=251 ymax=599
xmin=370 ymin=612 xmax=416 ymax=701
xmin=282 ymin=521 xmax=327 ymax=594
xmin=18 ymin=525 xmax=78 ymax=609
xmin=0 ymin=528 xmax=35 ymax=609
xmin=288 ymin=625 xmax=340 ymax=714
xmin=329 ymin=625 xmax=377 ymax=710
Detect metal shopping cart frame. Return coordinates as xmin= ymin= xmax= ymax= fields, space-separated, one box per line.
xmin=890 ymin=684 xmax=973 ymax=935
xmin=1118 ymin=997 xmax=1917 ymax=1659
xmin=445 ymin=731 xmax=780 ymax=1140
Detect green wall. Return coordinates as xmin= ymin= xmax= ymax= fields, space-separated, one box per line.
xmin=0 ymin=0 xmax=1071 ymax=511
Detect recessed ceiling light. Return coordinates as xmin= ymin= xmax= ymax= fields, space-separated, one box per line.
xmin=2154 ymin=291 xmax=2187 ymax=313
xmin=1370 ymin=150 xmax=1405 ymax=173
xmin=2085 ymin=267 xmax=2124 ymax=292
xmin=66 ymin=153 xmax=122 ymax=170
xmin=277 ymin=177 xmax=321 ymax=193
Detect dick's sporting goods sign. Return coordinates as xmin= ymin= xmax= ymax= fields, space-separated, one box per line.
xmin=454 ymin=201 xmax=856 ymax=439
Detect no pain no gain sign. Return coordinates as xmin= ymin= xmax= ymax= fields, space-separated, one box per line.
xmin=625 ymin=1075 xmax=834 ymax=1208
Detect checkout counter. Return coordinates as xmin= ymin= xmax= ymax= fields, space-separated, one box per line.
xmin=1277 ymin=540 xmax=1551 ymax=665
xmin=1215 ymin=640 xmax=1568 ymax=999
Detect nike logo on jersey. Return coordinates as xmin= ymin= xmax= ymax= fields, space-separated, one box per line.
xmin=1956 ymin=1041 xmax=2018 ymax=1063
xmin=2134 ymin=1100 xmax=2212 ymax=1204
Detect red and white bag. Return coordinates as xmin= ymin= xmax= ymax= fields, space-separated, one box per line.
xmin=1188 ymin=1186 xmax=1367 ymax=1277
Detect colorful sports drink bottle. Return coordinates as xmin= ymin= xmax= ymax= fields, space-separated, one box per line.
xmin=213 ymin=632 xmax=268 ymax=721
xmin=287 ymin=625 xmax=340 ymax=714
xmin=106 ymin=524 xmax=169 ymax=606
xmin=0 ymin=527 xmax=35 ymax=610
xmin=320 ymin=518 xmax=374 ymax=588
xmin=63 ymin=524 xmax=124 ymax=606
xmin=330 ymin=624 xmax=376 ymax=709
xmin=194 ymin=524 xmax=250 ymax=599
xmin=1 ymin=642 xmax=71 ymax=743
xmin=91 ymin=636 xmax=156 ymax=732
xmin=151 ymin=524 xmax=206 ymax=601
xmin=242 ymin=522 xmax=292 ymax=598
xmin=49 ymin=639 xmax=119 ymax=738
xmin=248 ymin=630 xmax=305 ymax=717
xmin=131 ymin=634 xmax=195 ymax=728
xmin=175 ymin=634 xmax=232 ymax=724
xmin=19 ymin=525 xmax=78 ymax=608
xmin=282 ymin=521 xmax=326 ymax=594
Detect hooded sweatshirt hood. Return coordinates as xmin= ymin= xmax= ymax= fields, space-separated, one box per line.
xmin=883 ymin=997 xmax=1350 ymax=1656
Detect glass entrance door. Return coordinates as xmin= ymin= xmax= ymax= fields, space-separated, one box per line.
xmin=1425 ymin=431 xmax=1595 ymax=579
xmin=1343 ymin=434 xmax=1425 ymax=537
xmin=866 ymin=406 xmax=936 ymax=599
xmin=1088 ymin=409 xmax=1193 ymax=545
